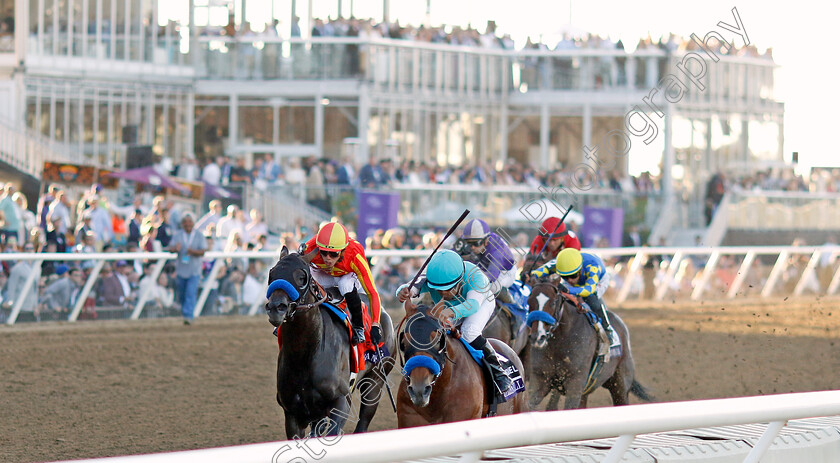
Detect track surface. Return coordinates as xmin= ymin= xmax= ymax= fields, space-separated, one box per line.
xmin=2 ymin=298 xmax=839 ymax=463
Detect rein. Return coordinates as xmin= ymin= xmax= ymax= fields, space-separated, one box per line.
xmin=280 ymin=276 xmax=329 ymax=323
xmin=529 ymin=282 xmax=574 ymax=340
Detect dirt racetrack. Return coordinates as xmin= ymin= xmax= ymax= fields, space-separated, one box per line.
xmin=2 ymin=297 xmax=840 ymax=463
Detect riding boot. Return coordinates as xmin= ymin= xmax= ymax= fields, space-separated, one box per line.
xmin=584 ymin=294 xmax=620 ymax=348
xmin=344 ymin=289 xmax=366 ymax=345
xmin=469 ymin=335 xmax=513 ymax=402
xmin=496 ymin=286 xmax=513 ymax=304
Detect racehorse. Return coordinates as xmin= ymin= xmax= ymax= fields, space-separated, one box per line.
xmin=397 ymin=303 xmax=528 ymax=427
xmin=265 ymin=246 xmax=396 ymax=439
xmin=526 ymin=281 xmax=653 ymax=410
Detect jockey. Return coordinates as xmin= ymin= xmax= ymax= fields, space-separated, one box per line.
xmin=529 ymin=248 xmax=620 ymax=348
xmin=526 ymin=216 xmax=581 ymax=266
xmin=397 ymin=250 xmax=513 ymax=401
xmin=455 ymin=219 xmax=519 ymax=304
xmin=300 ymin=222 xmax=382 ymax=346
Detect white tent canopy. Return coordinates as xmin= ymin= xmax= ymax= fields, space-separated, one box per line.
xmin=501 ymin=199 xmax=584 ymax=225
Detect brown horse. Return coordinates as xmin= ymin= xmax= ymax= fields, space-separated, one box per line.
xmin=526 ymin=281 xmax=653 ymax=410
xmin=265 ymin=246 xmax=396 ymax=438
xmin=396 ymin=304 xmax=528 ymax=427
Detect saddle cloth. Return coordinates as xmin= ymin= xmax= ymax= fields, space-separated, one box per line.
xmin=458 ymin=337 xmax=525 ymax=402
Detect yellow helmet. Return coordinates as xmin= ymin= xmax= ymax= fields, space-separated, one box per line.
xmin=555 ymin=248 xmax=582 ymax=276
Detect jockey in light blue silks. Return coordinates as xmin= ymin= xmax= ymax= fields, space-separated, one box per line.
xmin=397 ymin=250 xmax=513 ymax=401
xmin=455 ymin=218 xmax=528 ymax=308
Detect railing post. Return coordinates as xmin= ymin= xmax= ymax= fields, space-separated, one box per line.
xmin=827 ymin=260 xmax=840 ymax=296
xmin=616 ymin=250 xmax=645 ymax=304
xmin=69 ymin=260 xmax=106 ymax=322
xmin=793 ymin=250 xmax=822 ymax=296
xmin=602 ymin=434 xmax=636 ymax=463
xmin=760 ymin=250 xmax=789 ymax=298
xmin=655 ymin=251 xmax=683 ymax=301
xmin=727 ymin=251 xmax=756 ymax=298
xmin=130 ymin=257 xmax=169 ymax=320
xmin=690 ymin=250 xmax=719 ymax=300
xmin=743 ymin=420 xmax=786 ymax=463
xmin=5 ymin=260 xmax=43 ymax=325
xmin=194 ymin=258 xmax=224 ymax=318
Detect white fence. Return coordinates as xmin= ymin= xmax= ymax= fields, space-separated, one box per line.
xmin=3 ymin=244 xmax=839 ymax=325
xmin=57 ymin=390 xmax=840 ymax=463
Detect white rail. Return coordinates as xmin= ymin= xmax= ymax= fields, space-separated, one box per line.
xmin=55 ymin=390 xmax=840 ymax=463
xmin=4 ymin=244 xmax=839 ymax=325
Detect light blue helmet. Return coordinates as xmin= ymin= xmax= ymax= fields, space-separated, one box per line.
xmin=426 ymin=250 xmax=466 ymax=290
xmin=461 ymin=219 xmax=491 ymax=240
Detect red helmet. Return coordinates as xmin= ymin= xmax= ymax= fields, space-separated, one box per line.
xmin=315 ymin=222 xmax=350 ymax=251
xmin=538 ymin=217 xmax=568 ymax=239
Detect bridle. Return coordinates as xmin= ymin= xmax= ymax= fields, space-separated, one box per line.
xmin=269 ymin=268 xmax=329 ymax=324
xmin=529 ymin=281 xmax=571 ymax=341
xmin=398 ymin=312 xmax=457 ymax=385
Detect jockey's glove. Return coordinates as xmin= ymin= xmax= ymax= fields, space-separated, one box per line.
xmin=395 ymin=283 xmax=420 ymax=299
xmin=370 ymin=325 xmax=383 ymax=345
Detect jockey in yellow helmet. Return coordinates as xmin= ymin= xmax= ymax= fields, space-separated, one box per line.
xmin=530 ymin=248 xmax=619 ymax=348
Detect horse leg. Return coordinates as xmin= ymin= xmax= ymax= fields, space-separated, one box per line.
xmin=527 ymin=374 xmax=553 ymax=411
xmin=604 ymin=368 xmax=632 ymax=406
xmin=546 ymin=390 xmax=562 ymax=411
xmin=284 ymin=412 xmax=306 ymax=440
xmin=324 ymin=396 xmax=351 ymax=436
xmin=353 ymin=359 xmax=395 ymax=433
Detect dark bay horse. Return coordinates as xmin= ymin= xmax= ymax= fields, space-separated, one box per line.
xmin=265 ymin=246 xmax=396 ymax=439
xmin=527 ymin=281 xmax=653 ymax=410
xmin=397 ymin=304 xmax=527 ymax=427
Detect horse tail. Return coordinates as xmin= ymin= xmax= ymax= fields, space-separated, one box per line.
xmin=630 ymin=379 xmax=655 ymax=403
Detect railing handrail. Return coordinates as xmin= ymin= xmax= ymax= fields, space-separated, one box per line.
xmin=55 ymin=390 xmax=840 ymax=463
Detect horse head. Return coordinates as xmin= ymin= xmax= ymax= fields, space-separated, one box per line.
xmin=265 ymin=246 xmax=319 ymax=327
xmin=526 ymin=281 xmax=566 ymax=349
xmin=399 ymin=305 xmax=447 ymax=407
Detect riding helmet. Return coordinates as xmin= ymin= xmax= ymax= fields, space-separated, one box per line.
xmin=315 ymin=222 xmax=350 ymax=251
xmin=555 ymin=248 xmax=583 ymax=276
xmin=426 ymin=250 xmax=466 ymax=290
xmin=539 ymin=217 xmax=569 ymax=239
xmin=461 ymin=219 xmax=491 ymax=240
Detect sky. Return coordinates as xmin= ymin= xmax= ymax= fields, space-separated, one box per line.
xmin=163 ymin=0 xmax=839 ymax=172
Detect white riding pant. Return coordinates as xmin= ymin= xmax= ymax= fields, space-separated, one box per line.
xmin=458 ymin=289 xmax=496 ymax=343
xmin=310 ymin=269 xmax=361 ymax=295
xmin=595 ymin=271 xmax=611 ymax=297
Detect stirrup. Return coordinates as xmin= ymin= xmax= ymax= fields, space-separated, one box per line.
xmin=606 ymin=328 xmax=620 ymax=349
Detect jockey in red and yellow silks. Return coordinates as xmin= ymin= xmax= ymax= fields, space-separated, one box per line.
xmin=302 ymin=222 xmax=382 ymax=345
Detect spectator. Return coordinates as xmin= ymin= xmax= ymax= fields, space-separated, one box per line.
xmin=336 ymin=155 xmax=356 ymax=185
xmin=202 ymin=156 xmax=222 ymax=185
xmin=0 ymin=183 xmax=21 ymax=245
xmin=245 ymin=209 xmax=268 ymax=245
xmin=40 ymin=266 xmax=84 ymax=314
xmin=704 ymin=172 xmax=726 ymax=225
xmin=358 ymin=155 xmax=386 ymax=188
xmin=4 ymin=243 xmax=40 ymax=315
xmin=47 ymin=190 xmax=72 ymax=235
xmin=229 ymin=156 xmax=252 ymax=184
xmin=127 ymin=209 xmax=143 ymax=246
xmin=138 ymin=271 xmax=174 ymax=314
xmin=168 ymin=213 xmax=207 ymax=324
xmin=97 ymin=263 xmax=126 ymax=306
xmin=216 ymin=204 xmax=244 ymax=242
xmin=195 ymin=200 xmax=223 ymax=234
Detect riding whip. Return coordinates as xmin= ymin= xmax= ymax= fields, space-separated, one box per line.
xmin=407 ymin=209 xmax=471 ymax=291
xmin=526 ymin=204 xmax=574 ymax=276
xmin=375 ymin=343 xmax=397 ymax=412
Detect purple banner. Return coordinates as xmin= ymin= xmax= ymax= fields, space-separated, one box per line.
xmin=582 ymin=207 xmax=624 ymax=248
xmin=356 ymin=191 xmax=400 ymax=245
